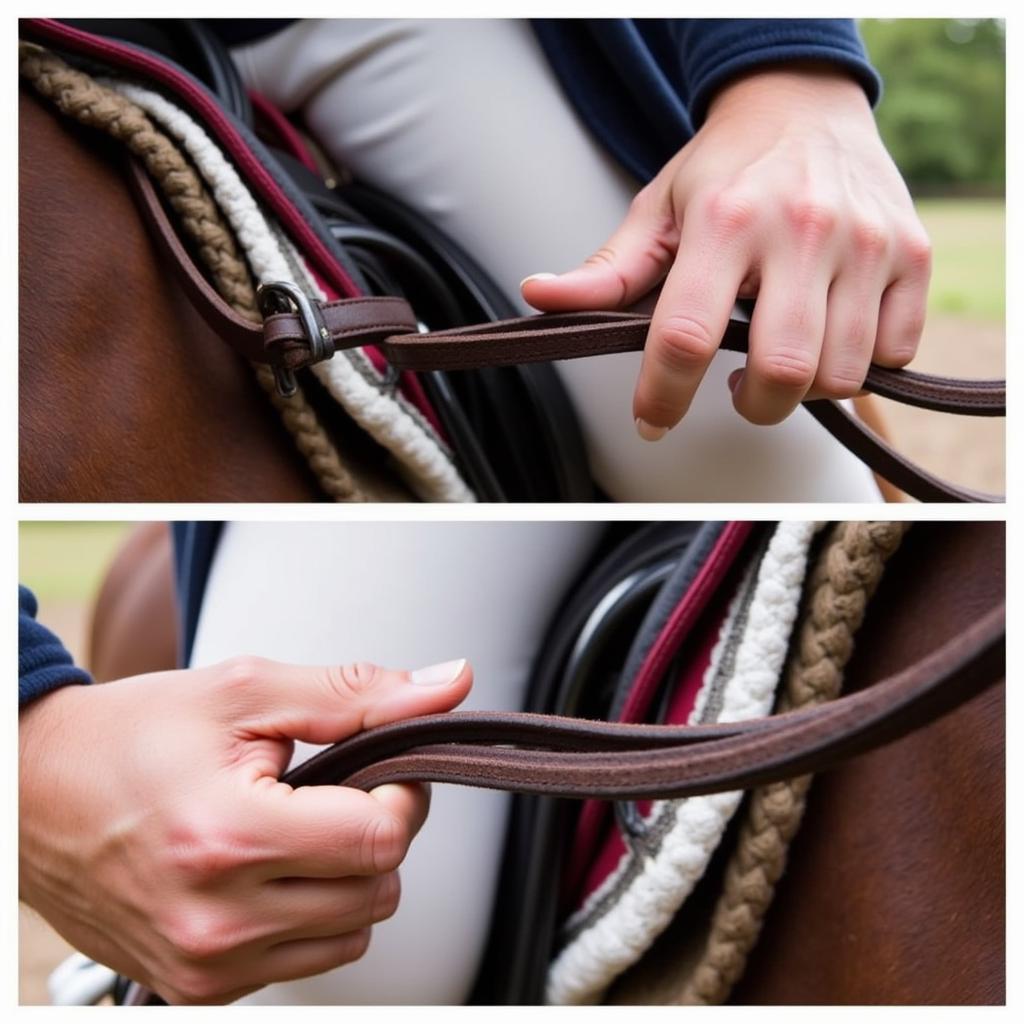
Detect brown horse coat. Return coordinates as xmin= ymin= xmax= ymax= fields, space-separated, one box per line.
xmin=20 ymin=90 xmax=322 ymax=502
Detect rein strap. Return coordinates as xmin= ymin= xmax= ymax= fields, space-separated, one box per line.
xmin=282 ymin=603 xmax=1004 ymax=798
xmin=127 ymin=159 xmax=1005 ymax=503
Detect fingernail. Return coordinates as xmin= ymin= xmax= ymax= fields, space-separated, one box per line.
xmin=410 ymin=659 xmax=466 ymax=686
xmin=520 ymin=272 xmax=558 ymax=289
xmin=635 ymin=418 xmax=668 ymax=442
xmin=726 ymin=370 xmax=743 ymax=393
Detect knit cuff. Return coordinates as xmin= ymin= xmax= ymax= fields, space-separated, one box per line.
xmin=682 ymin=21 xmax=882 ymax=128
xmin=19 ymin=585 xmax=93 ymax=707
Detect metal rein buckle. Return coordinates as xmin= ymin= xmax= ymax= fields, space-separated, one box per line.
xmin=256 ymin=281 xmax=334 ymax=397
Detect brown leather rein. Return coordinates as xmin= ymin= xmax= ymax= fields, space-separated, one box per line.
xmin=122 ymin=602 xmax=1002 ymax=1003
xmin=127 ymin=160 xmax=1005 ymax=503
xmin=282 ymin=601 xmax=1004 ymax=797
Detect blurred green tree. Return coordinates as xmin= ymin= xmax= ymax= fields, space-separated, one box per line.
xmin=859 ymin=19 xmax=1005 ymax=193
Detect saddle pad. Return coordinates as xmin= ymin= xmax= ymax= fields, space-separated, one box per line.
xmin=547 ymin=521 xmax=818 ymax=1004
xmin=101 ymin=76 xmax=470 ymax=503
xmin=30 ymin=19 xmax=445 ymax=434
xmin=564 ymin=522 xmax=754 ymax=903
xmin=25 ymin=19 xmax=361 ymax=300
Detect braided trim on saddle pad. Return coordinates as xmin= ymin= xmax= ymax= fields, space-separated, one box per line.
xmin=546 ymin=521 xmax=819 ymax=1004
xmin=19 ymin=42 xmax=474 ymax=503
xmin=609 ymin=520 xmax=911 ymax=1005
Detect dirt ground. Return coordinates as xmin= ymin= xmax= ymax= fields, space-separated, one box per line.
xmin=18 ymin=312 xmax=1005 ymax=1003
xmin=876 ymin=315 xmax=1004 ymax=496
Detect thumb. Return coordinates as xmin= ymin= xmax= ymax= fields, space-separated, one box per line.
xmin=208 ymin=655 xmax=472 ymax=747
xmin=520 ymin=189 xmax=679 ymax=311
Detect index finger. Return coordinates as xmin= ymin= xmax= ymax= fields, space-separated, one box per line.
xmin=633 ymin=205 xmax=754 ymax=437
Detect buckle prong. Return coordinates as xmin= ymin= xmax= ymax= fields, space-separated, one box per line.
xmin=257 ymin=281 xmax=334 ymax=397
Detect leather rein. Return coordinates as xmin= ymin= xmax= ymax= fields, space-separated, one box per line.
xmin=127 ymin=160 xmax=1005 ymax=503
xmin=282 ymin=601 xmax=1004 ymax=797
xmin=120 ymin=601 xmax=1003 ymax=1004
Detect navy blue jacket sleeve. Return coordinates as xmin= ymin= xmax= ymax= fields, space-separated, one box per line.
xmin=19 ymin=585 xmax=92 ymax=707
xmin=668 ymin=19 xmax=880 ymax=128
xmin=207 ymin=19 xmax=881 ymax=189
xmin=532 ymin=19 xmax=881 ymax=184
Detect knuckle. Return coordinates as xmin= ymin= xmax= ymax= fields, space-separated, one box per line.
xmin=372 ymin=872 xmax=402 ymax=923
xmin=629 ymin=186 xmax=678 ymax=247
xmin=836 ymin=315 xmax=874 ymax=355
xmin=816 ymin=369 xmax=865 ymax=399
xmin=849 ymin=218 xmax=890 ymax=260
xmin=215 ymin=654 xmax=270 ymax=694
xmin=734 ymin=399 xmax=787 ymax=427
xmin=900 ymin=229 xmax=933 ymax=273
xmin=699 ymin=185 xmax=759 ymax=234
xmin=899 ymin=311 xmax=927 ymax=345
xmin=757 ymin=349 xmax=816 ymax=392
xmin=880 ymin=302 xmax=926 ymax=366
xmin=165 ymin=910 xmax=235 ymax=964
xmin=582 ymin=246 xmax=617 ymax=271
xmin=627 ymin=185 xmax=656 ymax=218
xmin=784 ymin=198 xmax=839 ymax=242
xmin=341 ymin=928 xmax=373 ymax=965
xmin=654 ymin=315 xmax=717 ymax=372
xmin=360 ymin=811 xmax=407 ymax=874
xmin=324 ymin=661 xmax=383 ymax=702
xmin=582 ymin=245 xmax=633 ymax=303
xmin=775 ymin=303 xmax=817 ymax=342
xmin=163 ymin=821 xmax=246 ymax=885
xmin=880 ymin=340 xmax=919 ymax=367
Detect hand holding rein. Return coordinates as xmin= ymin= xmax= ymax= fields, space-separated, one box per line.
xmin=127 ymin=158 xmax=1004 ymax=503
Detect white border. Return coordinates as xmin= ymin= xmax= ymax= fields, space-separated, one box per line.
xmin=9 ymin=2 xmax=1016 ymax=1020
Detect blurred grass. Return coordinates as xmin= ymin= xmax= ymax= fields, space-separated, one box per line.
xmin=19 ymin=522 xmax=134 ymax=603
xmin=916 ymin=198 xmax=1004 ymax=320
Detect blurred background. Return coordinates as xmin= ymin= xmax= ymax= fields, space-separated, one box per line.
xmin=19 ymin=522 xmax=130 ymax=666
xmin=18 ymin=16 xmax=1006 ymax=1005
xmin=858 ymin=18 xmax=1004 ymax=494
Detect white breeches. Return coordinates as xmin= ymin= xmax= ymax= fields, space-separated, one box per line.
xmin=232 ymin=18 xmax=880 ymax=501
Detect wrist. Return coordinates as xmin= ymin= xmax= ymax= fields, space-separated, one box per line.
xmin=706 ymin=60 xmax=874 ymax=125
xmin=19 ymin=681 xmax=84 ymax=767
xmin=18 ymin=684 xmax=89 ymax=904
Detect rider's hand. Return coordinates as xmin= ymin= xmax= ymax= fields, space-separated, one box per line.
xmin=522 ymin=62 xmax=932 ymax=437
xmin=19 ymin=656 xmax=472 ymax=1004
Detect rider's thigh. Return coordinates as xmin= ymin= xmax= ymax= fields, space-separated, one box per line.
xmin=189 ymin=520 xmax=603 ymax=1004
xmin=233 ymin=19 xmax=879 ymax=501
